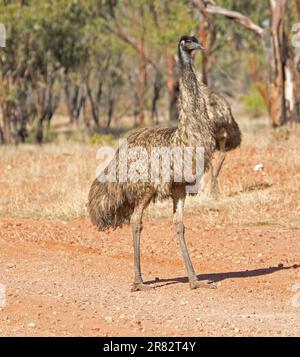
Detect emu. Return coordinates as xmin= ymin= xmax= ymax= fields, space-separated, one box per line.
xmin=201 ymin=79 xmax=241 ymax=197
xmin=88 ymin=36 xmax=240 ymax=291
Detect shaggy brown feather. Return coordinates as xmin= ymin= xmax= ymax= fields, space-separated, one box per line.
xmin=196 ymin=77 xmax=242 ymax=152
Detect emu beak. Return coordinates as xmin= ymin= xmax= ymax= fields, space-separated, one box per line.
xmin=195 ymin=43 xmax=204 ymax=51
xmin=189 ymin=42 xmax=204 ymax=51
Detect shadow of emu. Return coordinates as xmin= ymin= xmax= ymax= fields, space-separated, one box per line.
xmin=146 ymin=264 xmax=300 ymax=288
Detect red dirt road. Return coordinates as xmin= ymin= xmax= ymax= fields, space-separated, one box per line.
xmin=0 ymin=216 xmax=299 ymax=336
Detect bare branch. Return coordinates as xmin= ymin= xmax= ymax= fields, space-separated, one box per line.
xmin=193 ymin=0 xmax=264 ymax=37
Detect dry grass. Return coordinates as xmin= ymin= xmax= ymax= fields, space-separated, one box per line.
xmin=0 ymin=117 xmax=299 ymax=229
xmin=0 ymin=144 xmax=94 ymax=219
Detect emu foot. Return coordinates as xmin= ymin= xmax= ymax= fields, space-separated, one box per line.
xmin=189 ymin=279 xmax=217 ymax=290
xmin=131 ymin=282 xmax=154 ymax=292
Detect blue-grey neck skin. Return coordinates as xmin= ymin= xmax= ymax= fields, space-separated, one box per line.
xmin=178 ymin=43 xmax=198 ymax=93
xmin=178 ymin=43 xmax=192 ymax=70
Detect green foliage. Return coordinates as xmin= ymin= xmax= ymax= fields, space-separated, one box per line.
xmin=25 ymin=122 xmax=58 ymax=143
xmin=0 ymin=0 xmax=291 ymax=143
xmin=243 ymin=85 xmax=267 ymax=118
xmin=88 ymin=133 xmax=116 ymax=146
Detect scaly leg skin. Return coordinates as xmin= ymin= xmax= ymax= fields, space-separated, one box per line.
xmin=173 ymin=188 xmax=216 ymax=289
xmin=130 ymin=195 xmax=154 ymax=292
xmin=172 ymin=187 xmax=217 ymax=290
xmin=210 ymin=140 xmax=226 ymax=198
xmin=210 ymin=152 xmax=225 ymax=198
xmin=210 ymin=162 xmax=217 ymax=198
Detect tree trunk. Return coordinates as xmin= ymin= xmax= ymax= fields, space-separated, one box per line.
xmin=198 ymin=10 xmax=216 ymax=86
xmin=268 ymin=0 xmax=286 ymax=127
xmin=199 ymin=14 xmax=209 ymax=85
xmin=86 ymin=75 xmax=102 ymax=128
xmin=62 ymin=69 xmax=87 ymax=126
xmin=287 ymin=0 xmax=300 ymax=123
xmin=265 ymin=0 xmax=299 ymax=126
xmin=151 ymin=70 xmax=162 ymax=124
xmin=138 ymin=38 xmax=146 ymax=124
xmin=194 ymin=0 xmax=300 ymax=127
xmin=2 ymin=102 xmax=14 ymax=144
xmin=106 ymin=98 xmax=114 ymax=128
xmin=82 ymin=99 xmax=91 ymax=129
xmin=165 ymin=49 xmax=179 ymax=121
xmin=35 ymin=117 xmax=44 ymax=144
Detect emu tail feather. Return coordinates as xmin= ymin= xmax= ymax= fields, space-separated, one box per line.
xmin=88 ymin=179 xmax=135 ymax=230
xmin=225 ymin=111 xmax=242 ymax=151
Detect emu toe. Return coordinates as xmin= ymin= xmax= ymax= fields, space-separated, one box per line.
xmin=131 ymin=282 xmax=154 ymax=292
xmin=189 ymin=280 xmax=217 ymax=290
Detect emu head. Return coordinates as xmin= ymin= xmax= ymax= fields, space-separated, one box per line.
xmin=179 ymin=35 xmax=204 ymax=53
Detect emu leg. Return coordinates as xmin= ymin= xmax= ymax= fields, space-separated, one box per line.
xmin=210 ymin=140 xmax=226 ymax=197
xmin=172 ymin=187 xmax=216 ymax=289
xmin=131 ymin=195 xmax=153 ymax=292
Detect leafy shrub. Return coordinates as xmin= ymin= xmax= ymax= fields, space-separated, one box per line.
xmin=243 ymin=85 xmax=267 ymax=118
xmin=88 ymin=133 xmax=116 ymax=146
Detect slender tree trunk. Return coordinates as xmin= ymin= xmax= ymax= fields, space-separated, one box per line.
xmin=33 ymin=72 xmax=58 ymax=144
xmin=106 ymin=98 xmax=114 ymax=128
xmin=2 ymin=102 xmax=13 ymax=144
xmin=138 ymin=38 xmax=146 ymax=124
xmin=198 ymin=11 xmax=215 ymax=85
xmin=136 ymin=5 xmax=147 ymax=125
xmin=287 ymin=0 xmax=300 ymax=123
xmin=151 ymin=70 xmax=162 ymax=124
xmin=199 ymin=15 xmax=209 ymax=85
xmin=86 ymin=75 xmax=102 ymax=128
xmin=165 ymin=49 xmax=179 ymax=121
xmin=82 ymin=99 xmax=91 ymax=129
xmin=268 ymin=0 xmax=286 ymax=127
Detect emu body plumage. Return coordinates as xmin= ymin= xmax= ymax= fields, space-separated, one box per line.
xmin=198 ymin=78 xmax=241 ymax=195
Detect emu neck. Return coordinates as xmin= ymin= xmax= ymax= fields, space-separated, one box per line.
xmin=175 ymin=48 xmax=215 ymax=162
xmin=178 ymin=47 xmax=192 ymax=69
xmin=179 ymin=49 xmax=195 ymax=80
xmin=177 ymin=49 xmax=201 ymax=141
xmin=178 ymin=48 xmax=198 ymax=96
